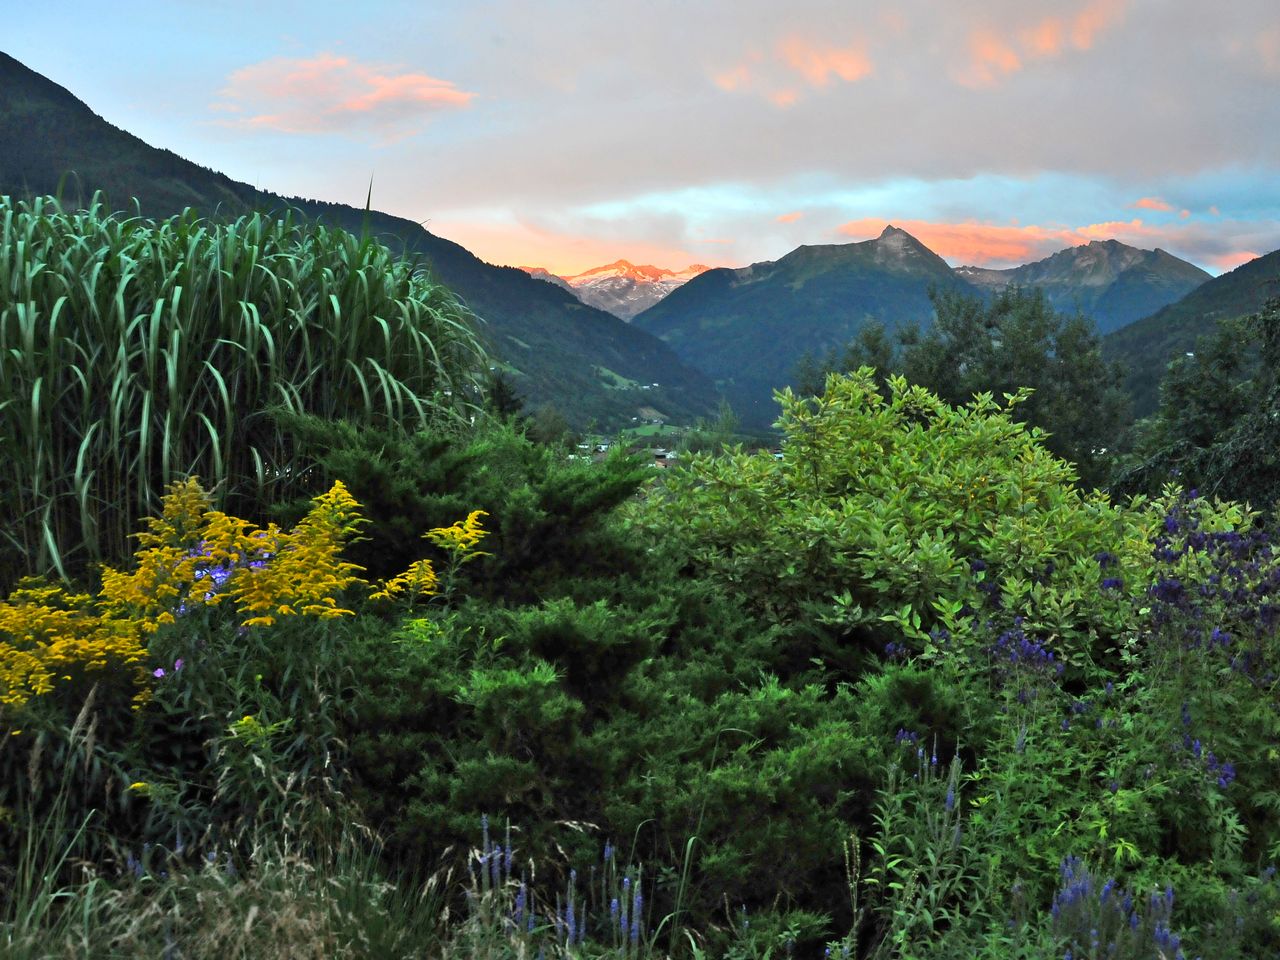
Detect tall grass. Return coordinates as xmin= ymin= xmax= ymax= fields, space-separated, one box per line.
xmin=0 ymin=192 xmax=487 ymax=584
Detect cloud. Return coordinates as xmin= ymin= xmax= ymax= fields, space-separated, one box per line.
xmin=834 ymin=215 xmax=1279 ymax=272
xmin=776 ymin=211 xmax=805 ymax=223
xmin=1070 ymin=0 xmax=1126 ymax=50
xmin=957 ymin=29 xmax=1022 ymax=89
xmin=211 ymin=52 xmax=474 ymax=139
xmin=1205 ymin=250 xmax=1260 ymax=271
xmin=1020 ymin=18 xmax=1066 ymax=56
xmin=1132 ymin=196 xmax=1173 ymax=211
xmin=1258 ymin=27 xmax=1280 ymax=74
xmin=712 ymin=63 xmax=752 ymax=91
xmin=711 ymin=34 xmax=872 ymax=105
xmin=778 ymin=36 xmax=873 ymax=88
xmin=958 ymin=1 xmax=1126 ymax=88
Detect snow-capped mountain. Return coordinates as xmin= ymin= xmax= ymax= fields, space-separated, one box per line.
xmin=521 ymin=260 xmax=711 ymax=320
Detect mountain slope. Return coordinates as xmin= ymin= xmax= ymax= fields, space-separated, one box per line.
xmin=1103 ymin=249 xmax=1280 ymax=417
xmin=955 ymin=240 xmax=1210 ymax=335
xmin=632 ymin=226 xmax=980 ymax=427
xmin=0 ymin=50 xmax=721 ymax=429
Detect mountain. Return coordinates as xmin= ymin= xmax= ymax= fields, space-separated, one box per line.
xmin=0 ymin=50 xmax=721 ymax=429
xmin=521 ymin=260 xmax=711 ymax=320
xmin=1103 ymin=249 xmax=1280 ymax=417
xmin=632 ymin=226 xmax=981 ymax=427
xmin=955 ymin=240 xmax=1210 ymax=335
xmin=518 ymin=266 xmax=576 ymax=294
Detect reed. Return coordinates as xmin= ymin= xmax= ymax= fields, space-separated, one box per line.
xmin=0 ymin=192 xmax=487 ymax=585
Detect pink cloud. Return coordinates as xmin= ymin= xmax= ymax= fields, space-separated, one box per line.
xmin=957 ymin=29 xmax=1022 ymax=89
xmin=958 ymin=2 xmax=1126 ymax=89
xmin=776 ymin=211 xmax=804 ymax=223
xmin=1257 ymin=28 xmax=1280 ymax=74
xmin=713 ymin=64 xmax=751 ymax=92
xmin=711 ymin=35 xmax=871 ymax=104
xmin=833 ymin=216 xmax=1177 ymax=267
xmin=1131 ymin=196 xmax=1173 ymax=212
xmin=1206 ymin=251 xmax=1260 ymax=271
xmin=212 ymin=52 xmax=473 ymax=138
xmin=1021 ymin=18 xmax=1066 ymax=56
xmin=778 ymin=36 xmax=873 ymax=88
xmin=1070 ymin=0 xmax=1127 ymax=50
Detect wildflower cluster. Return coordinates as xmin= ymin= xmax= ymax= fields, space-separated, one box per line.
xmin=0 ymin=581 xmax=149 ymax=708
xmin=1050 ymin=856 xmax=1191 ymax=960
xmin=425 ymin=510 xmax=491 ymax=561
xmin=1 ymin=477 xmax=489 ymax=712
xmin=459 ymin=816 xmax=649 ymax=956
xmin=99 ymin=477 xmax=368 ymax=630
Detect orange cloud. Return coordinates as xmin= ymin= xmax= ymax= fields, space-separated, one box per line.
xmin=960 ymin=2 xmax=1126 ymax=89
xmin=427 ymin=219 xmax=726 ymax=278
xmin=835 ymin=217 xmax=1172 ymax=266
xmin=1206 ymin=251 xmax=1260 ymax=271
xmin=1021 ymin=18 xmax=1066 ymax=56
xmin=1070 ymin=0 xmax=1126 ymax=50
xmin=957 ymin=29 xmax=1022 ymax=88
xmin=1258 ymin=28 xmax=1280 ymax=74
xmin=713 ymin=64 xmax=751 ymax=92
xmin=1132 ymin=196 xmax=1173 ymax=211
xmin=212 ymin=52 xmax=473 ymax=137
xmin=769 ymin=88 xmax=800 ymax=108
xmin=776 ymin=211 xmax=804 ymax=223
xmin=778 ymin=36 xmax=873 ymax=88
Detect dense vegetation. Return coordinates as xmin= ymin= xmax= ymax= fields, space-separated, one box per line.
xmin=795 ymin=286 xmax=1130 ymax=488
xmin=5 ymin=197 xmax=1280 ymax=960
xmin=0 ymin=192 xmax=485 ymax=588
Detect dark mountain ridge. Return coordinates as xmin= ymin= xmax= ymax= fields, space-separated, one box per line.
xmin=633 ymin=225 xmax=981 ymax=427
xmin=956 ymin=239 xmax=1210 ymax=334
xmin=1104 ymin=249 xmax=1280 ymax=417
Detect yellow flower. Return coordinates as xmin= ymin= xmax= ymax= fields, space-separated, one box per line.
xmin=128 ymin=781 xmax=151 ymax=796
xmin=424 ymin=510 xmax=491 ymax=562
xmin=371 ymin=559 xmax=439 ymax=602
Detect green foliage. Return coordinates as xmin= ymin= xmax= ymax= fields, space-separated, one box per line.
xmin=639 ymin=369 xmax=1145 ymax=674
xmin=0 ymin=192 xmax=486 ymax=588
xmin=1102 ymin=249 xmax=1280 ymax=419
xmin=1113 ymin=299 xmax=1280 ymax=511
xmin=798 ymin=287 xmax=1130 ymax=487
xmin=272 ymin=415 xmax=649 ymax=599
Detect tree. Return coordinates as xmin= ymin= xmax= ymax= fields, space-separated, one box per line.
xmin=795 ymin=287 xmax=1130 ymax=488
xmin=484 ymin=369 xmax=525 ymax=421
xmin=1111 ymin=299 xmax=1280 ymax=510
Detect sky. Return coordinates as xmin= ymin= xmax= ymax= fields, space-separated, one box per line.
xmin=9 ymin=0 xmax=1280 ymax=275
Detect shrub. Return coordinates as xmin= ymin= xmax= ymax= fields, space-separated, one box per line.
xmin=637 ymin=370 xmax=1150 ymax=678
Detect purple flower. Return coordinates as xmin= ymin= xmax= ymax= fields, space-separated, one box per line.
xmin=153 ymin=667 xmax=166 ymax=679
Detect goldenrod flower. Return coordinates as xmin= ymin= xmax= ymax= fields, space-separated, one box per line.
xmin=424 ymin=510 xmax=491 ymax=562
